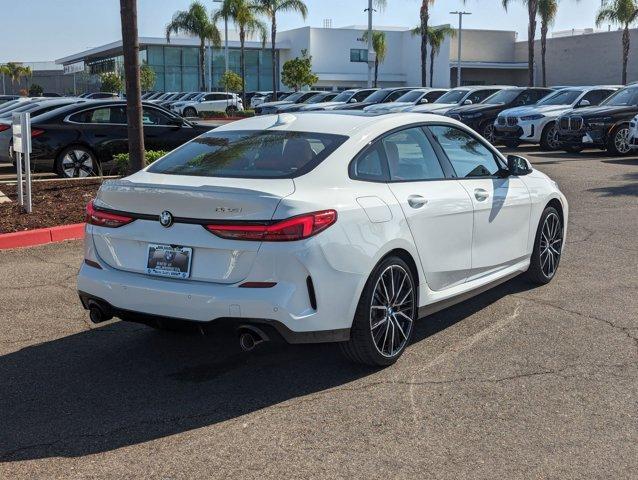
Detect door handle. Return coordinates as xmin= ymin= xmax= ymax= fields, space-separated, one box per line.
xmin=474 ymin=188 xmax=490 ymax=201
xmin=407 ymin=195 xmax=428 ymax=209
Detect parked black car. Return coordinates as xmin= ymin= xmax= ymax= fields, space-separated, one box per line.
xmin=556 ymin=85 xmax=638 ymax=155
xmin=446 ymin=87 xmax=554 ymax=143
xmin=21 ymin=101 xmax=212 ymax=177
xmin=334 ymin=87 xmax=415 ymax=111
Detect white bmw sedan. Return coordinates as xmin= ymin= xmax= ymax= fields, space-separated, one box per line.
xmin=78 ymin=112 xmax=568 ymax=366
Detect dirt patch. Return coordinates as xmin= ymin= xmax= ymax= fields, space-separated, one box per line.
xmin=0 ymin=179 xmax=103 ymax=233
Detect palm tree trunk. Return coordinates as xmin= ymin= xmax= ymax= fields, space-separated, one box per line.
xmin=119 ymin=0 xmax=145 ymax=174
xmin=541 ymin=21 xmax=548 ymax=87
xmin=200 ymin=39 xmax=206 ymax=91
xmin=527 ymin=0 xmax=537 ymax=86
xmin=622 ymin=24 xmax=630 ymax=85
xmin=420 ymin=2 xmax=429 ymax=87
xmin=271 ymin=18 xmax=277 ymax=100
xmin=429 ymin=48 xmax=435 ymax=87
xmin=240 ymin=29 xmax=246 ymax=106
xmin=374 ymin=58 xmax=379 ymax=87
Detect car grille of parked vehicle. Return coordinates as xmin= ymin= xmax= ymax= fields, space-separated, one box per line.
xmin=507 ymin=116 xmax=518 ymax=126
xmin=559 ymin=116 xmax=584 ymax=131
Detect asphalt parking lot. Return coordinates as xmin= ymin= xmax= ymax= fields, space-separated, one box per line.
xmin=0 ymin=147 xmax=636 ymax=479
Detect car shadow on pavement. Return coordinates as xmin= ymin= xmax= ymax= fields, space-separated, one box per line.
xmin=0 ymin=277 xmax=536 ymax=462
xmin=589 ymin=172 xmax=638 ymax=197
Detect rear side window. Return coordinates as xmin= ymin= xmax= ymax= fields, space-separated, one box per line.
xmin=468 ymin=89 xmax=497 ymax=104
xmin=147 ymin=130 xmax=347 ymax=179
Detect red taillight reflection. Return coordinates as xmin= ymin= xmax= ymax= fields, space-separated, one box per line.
xmin=31 ymin=129 xmax=45 ymax=138
xmin=205 ymin=210 xmax=337 ymax=242
xmin=0 ymin=125 xmax=10 ymax=133
xmin=85 ymin=200 xmax=134 ymax=228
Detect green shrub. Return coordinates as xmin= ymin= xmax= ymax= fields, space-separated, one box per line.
xmin=113 ymin=150 xmax=167 ymax=175
xmin=198 ymin=110 xmax=228 ymax=119
xmin=28 ymin=84 xmax=44 ymax=97
xmin=235 ymin=110 xmax=255 ymax=118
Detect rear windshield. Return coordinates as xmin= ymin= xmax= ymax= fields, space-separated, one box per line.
xmin=147 ymin=130 xmax=348 ymax=179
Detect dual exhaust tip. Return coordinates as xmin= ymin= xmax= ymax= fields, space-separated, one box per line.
xmin=87 ymin=300 xmax=269 ymax=352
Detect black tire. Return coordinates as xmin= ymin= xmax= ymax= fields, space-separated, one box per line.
xmin=226 ymin=105 xmax=238 ymax=115
xmin=540 ymin=122 xmax=560 ymax=151
xmin=503 ymin=139 xmax=521 ymax=148
xmin=526 ymin=206 xmax=563 ymax=285
xmin=481 ymin=122 xmax=496 ymax=144
xmin=340 ymin=256 xmax=417 ymax=367
xmin=55 ymin=146 xmax=98 ymax=178
xmin=183 ymin=107 xmax=198 ymax=118
xmin=606 ymin=124 xmax=632 ymax=156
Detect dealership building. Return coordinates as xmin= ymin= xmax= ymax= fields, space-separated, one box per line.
xmin=41 ymin=25 xmax=638 ymax=94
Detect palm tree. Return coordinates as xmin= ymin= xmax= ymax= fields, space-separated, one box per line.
xmin=166 ymin=1 xmax=221 ymax=91
xmin=596 ymin=0 xmax=638 ymax=85
xmin=252 ymin=0 xmax=308 ymax=101
xmin=1 ymin=63 xmax=31 ymax=93
xmin=214 ymin=0 xmax=266 ymax=105
xmin=427 ymin=26 xmax=455 ymax=87
xmin=502 ymin=0 xmax=538 ymax=86
xmin=418 ymin=0 xmax=436 ymax=87
xmin=0 ymin=64 xmax=8 ymax=94
xmin=362 ymin=31 xmax=387 ymax=87
xmin=538 ymin=0 xmax=558 ymax=87
xmin=120 ymin=0 xmax=145 ymax=173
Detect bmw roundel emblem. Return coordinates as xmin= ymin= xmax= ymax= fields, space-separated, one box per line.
xmin=159 ymin=210 xmax=173 ymax=228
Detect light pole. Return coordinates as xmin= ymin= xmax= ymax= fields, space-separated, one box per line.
xmin=450 ymin=11 xmax=471 ymax=88
xmin=365 ymin=0 xmax=373 ymax=88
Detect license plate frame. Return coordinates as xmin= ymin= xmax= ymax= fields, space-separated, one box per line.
xmin=146 ymin=244 xmax=193 ymax=279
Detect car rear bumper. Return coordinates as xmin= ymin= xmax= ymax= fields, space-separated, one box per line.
xmin=77 ymin=230 xmax=364 ymax=342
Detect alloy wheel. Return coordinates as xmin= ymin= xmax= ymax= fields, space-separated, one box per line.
xmin=614 ymin=127 xmax=631 ymax=154
xmin=369 ymin=265 xmax=415 ymax=358
xmin=61 ymin=150 xmax=94 ymax=178
xmin=539 ymin=212 xmax=562 ymax=278
xmin=483 ymin=124 xmax=496 ymax=143
xmin=546 ymin=125 xmax=560 ymax=150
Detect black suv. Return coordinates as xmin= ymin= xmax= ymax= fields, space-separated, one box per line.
xmin=446 ymin=87 xmax=554 ymax=143
xmin=556 ymin=85 xmax=638 ymax=155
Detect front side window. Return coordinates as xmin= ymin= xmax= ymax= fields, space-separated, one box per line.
xmin=429 ymin=125 xmax=501 ymax=178
xmin=581 ymin=89 xmax=614 ymax=106
xmin=382 ymin=128 xmax=445 ymax=182
xmin=385 ymin=90 xmax=410 ymax=102
xmin=147 ymin=130 xmax=347 ymax=179
xmin=353 ymin=89 xmax=375 ymax=102
xmin=435 ymin=89 xmax=468 ymax=104
xmin=142 ymin=107 xmax=174 ymax=126
xmin=538 ymin=89 xmax=583 ymax=106
xmin=484 ymin=89 xmax=520 ymax=105
xmin=602 ymin=87 xmax=638 ymax=106
xmin=467 ymin=89 xmax=498 ymax=104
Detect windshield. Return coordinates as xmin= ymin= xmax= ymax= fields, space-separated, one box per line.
xmin=602 ymin=87 xmax=638 ymax=106
xmin=484 ymin=89 xmax=521 ymax=104
xmin=396 ymin=91 xmax=425 ymax=103
xmin=148 ymin=130 xmax=348 ymax=179
xmin=304 ymin=93 xmax=328 ymax=103
xmin=537 ymin=89 xmax=583 ymax=105
xmin=435 ymin=90 xmax=469 ymax=104
xmin=332 ymin=90 xmax=356 ymax=102
xmin=365 ymin=89 xmax=395 ymax=103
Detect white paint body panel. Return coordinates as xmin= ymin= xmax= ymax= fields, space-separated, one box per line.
xmin=78 ymin=113 xmax=568 ymax=338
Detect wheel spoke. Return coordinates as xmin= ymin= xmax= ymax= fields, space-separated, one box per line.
xmin=392 ymin=315 xmax=408 ymax=340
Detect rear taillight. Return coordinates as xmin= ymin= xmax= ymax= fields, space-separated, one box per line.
xmin=0 ymin=125 xmax=9 ymax=133
xmin=205 ymin=210 xmax=337 ymax=241
xmin=31 ymin=129 xmax=45 ymax=138
xmin=86 ymin=200 xmax=134 ymax=228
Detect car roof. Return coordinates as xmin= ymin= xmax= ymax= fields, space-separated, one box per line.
xmin=211 ymin=111 xmax=459 ymax=137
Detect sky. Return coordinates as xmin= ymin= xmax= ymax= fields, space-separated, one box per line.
xmin=1 ymin=0 xmax=603 ymax=63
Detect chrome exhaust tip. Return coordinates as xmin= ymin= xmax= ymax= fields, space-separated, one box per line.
xmin=238 ymin=325 xmax=269 ymax=352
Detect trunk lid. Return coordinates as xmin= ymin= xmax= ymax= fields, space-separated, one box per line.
xmin=91 ymin=173 xmax=294 ymax=284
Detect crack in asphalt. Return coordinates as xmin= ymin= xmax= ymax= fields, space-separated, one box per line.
xmin=513 ymin=295 xmax=638 ymax=354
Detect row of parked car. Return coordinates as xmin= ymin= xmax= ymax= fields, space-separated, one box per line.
xmin=2 ymin=81 xmax=638 ymax=179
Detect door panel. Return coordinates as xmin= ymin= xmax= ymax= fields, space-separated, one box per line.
xmin=458 ymin=177 xmax=531 ymax=276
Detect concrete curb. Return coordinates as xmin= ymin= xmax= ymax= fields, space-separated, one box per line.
xmin=0 ymin=223 xmax=85 ymax=250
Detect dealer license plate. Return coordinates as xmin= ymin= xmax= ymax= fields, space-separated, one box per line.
xmin=146 ymin=244 xmax=192 ymax=279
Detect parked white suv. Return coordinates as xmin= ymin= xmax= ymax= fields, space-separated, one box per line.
xmin=172 ymin=92 xmax=243 ymax=117
xmin=494 ymin=86 xmax=618 ymax=150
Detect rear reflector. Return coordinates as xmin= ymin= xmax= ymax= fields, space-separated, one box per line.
xmin=31 ymin=129 xmax=45 ymax=138
xmin=205 ymin=210 xmax=337 ymax=242
xmin=86 ymin=200 xmax=134 ymax=228
xmin=239 ymin=282 xmax=277 ymax=288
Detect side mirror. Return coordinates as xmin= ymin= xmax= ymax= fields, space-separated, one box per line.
xmin=349 ymin=98 xmax=358 ymax=103
xmin=420 ymin=98 xmax=429 ymax=104
xmin=578 ymin=99 xmax=591 ymax=108
xmin=507 ymin=155 xmax=532 ymax=176
xmin=464 ymin=99 xmax=473 ymax=105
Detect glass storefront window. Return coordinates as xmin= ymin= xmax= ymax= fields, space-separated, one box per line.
xmin=183 ymin=47 xmax=199 ymax=66
xmin=164 ymin=47 xmax=181 ymax=66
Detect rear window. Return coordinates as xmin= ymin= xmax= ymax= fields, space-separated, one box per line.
xmin=147 ymin=130 xmax=348 ymax=179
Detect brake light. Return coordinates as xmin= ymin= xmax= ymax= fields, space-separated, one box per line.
xmin=31 ymin=129 xmax=45 ymax=138
xmin=85 ymin=200 xmax=134 ymax=228
xmin=205 ymin=210 xmax=337 ymax=241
